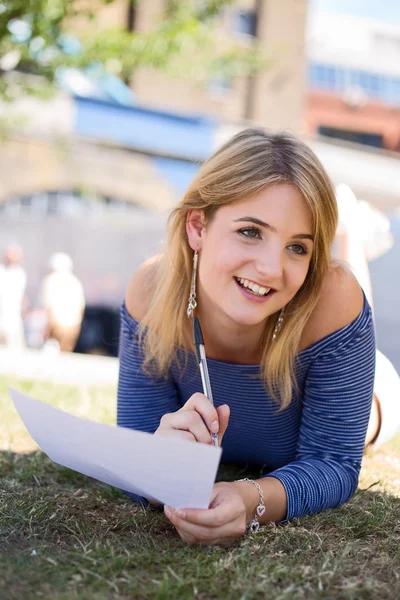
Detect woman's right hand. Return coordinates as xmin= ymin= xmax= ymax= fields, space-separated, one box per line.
xmin=155 ymin=393 xmax=230 ymax=446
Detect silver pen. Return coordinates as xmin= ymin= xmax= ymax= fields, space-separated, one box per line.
xmin=193 ymin=316 xmax=219 ymax=447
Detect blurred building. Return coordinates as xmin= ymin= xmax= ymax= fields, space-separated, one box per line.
xmin=3 ymin=0 xmax=400 ymax=343
xmin=94 ymin=0 xmax=309 ymax=134
xmin=306 ymin=12 xmax=400 ymax=151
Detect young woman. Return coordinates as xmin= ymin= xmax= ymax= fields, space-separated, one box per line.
xmin=117 ymin=128 xmax=397 ymax=546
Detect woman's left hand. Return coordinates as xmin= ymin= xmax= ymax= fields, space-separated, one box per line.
xmin=164 ymin=482 xmax=249 ymax=546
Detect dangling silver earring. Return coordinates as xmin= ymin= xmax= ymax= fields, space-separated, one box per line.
xmin=272 ymin=308 xmax=285 ymax=341
xmin=187 ymin=249 xmax=198 ymax=318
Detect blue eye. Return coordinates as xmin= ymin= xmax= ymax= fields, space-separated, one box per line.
xmin=238 ymin=227 xmax=262 ymax=239
xmin=288 ymin=243 xmax=308 ymax=256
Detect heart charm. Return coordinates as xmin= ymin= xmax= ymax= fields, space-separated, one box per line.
xmin=250 ymin=519 xmax=260 ymax=533
xmin=256 ymin=504 xmax=265 ymax=517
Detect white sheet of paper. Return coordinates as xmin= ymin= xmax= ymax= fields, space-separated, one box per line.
xmin=9 ymin=388 xmax=222 ymax=510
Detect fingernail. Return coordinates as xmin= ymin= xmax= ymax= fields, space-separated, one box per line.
xmin=165 ymin=506 xmax=172 ymax=518
xmin=177 ymin=510 xmax=186 ymax=519
xmin=211 ymin=420 xmax=219 ymax=433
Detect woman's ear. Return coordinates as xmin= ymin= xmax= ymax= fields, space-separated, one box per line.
xmin=186 ymin=210 xmax=206 ymax=251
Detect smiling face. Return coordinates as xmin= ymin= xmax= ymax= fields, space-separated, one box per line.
xmin=186 ymin=183 xmax=314 ymax=330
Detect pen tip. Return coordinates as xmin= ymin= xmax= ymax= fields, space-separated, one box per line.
xmin=193 ymin=316 xmax=204 ymax=346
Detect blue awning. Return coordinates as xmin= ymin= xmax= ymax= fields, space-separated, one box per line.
xmin=74 ymin=97 xmax=216 ymax=162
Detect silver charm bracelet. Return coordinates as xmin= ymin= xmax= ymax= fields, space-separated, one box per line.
xmin=235 ymin=478 xmax=265 ymax=533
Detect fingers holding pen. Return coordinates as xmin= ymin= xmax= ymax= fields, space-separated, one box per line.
xmin=182 ymin=392 xmax=219 ymax=425
xmin=183 ymin=394 xmax=230 ymax=443
xmin=159 ymin=410 xmax=212 ymax=444
xmin=155 ymin=393 xmax=230 ymax=445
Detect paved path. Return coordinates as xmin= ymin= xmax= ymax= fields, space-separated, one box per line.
xmin=0 ymin=346 xmax=118 ymax=386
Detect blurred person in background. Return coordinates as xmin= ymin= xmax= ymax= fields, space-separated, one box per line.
xmin=41 ymin=252 xmax=85 ymax=352
xmin=0 ymin=243 xmax=27 ymax=348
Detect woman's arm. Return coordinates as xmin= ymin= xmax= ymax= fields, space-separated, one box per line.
xmin=233 ymin=476 xmax=287 ymax=523
xmin=117 ymin=261 xmax=182 ymax=505
xmin=118 ymin=283 xmax=182 ymax=435
xmin=264 ymin=267 xmax=375 ymax=521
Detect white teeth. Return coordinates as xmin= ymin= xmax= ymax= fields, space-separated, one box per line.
xmin=236 ymin=278 xmax=271 ymax=296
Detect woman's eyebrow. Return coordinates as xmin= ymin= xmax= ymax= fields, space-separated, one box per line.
xmin=293 ymin=233 xmax=314 ymax=242
xmin=233 ymin=217 xmax=314 ymax=241
xmin=234 ymin=216 xmax=277 ymax=231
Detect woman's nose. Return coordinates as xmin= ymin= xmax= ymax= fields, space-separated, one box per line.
xmin=255 ymin=248 xmax=283 ymax=282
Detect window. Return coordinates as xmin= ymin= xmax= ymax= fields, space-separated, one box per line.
xmin=324 ymin=66 xmax=336 ymax=90
xmin=208 ymin=76 xmax=233 ymax=97
xmin=369 ymin=74 xmax=380 ymax=99
xmin=349 ymin=70 xmax=361 ymax=89
xmin=376 ymin=75 xmax=388 ymax=102
xmin=309 ymin=61 xmax=400 ymax=106
xmin=308 ymin=63 xmax=341 ymax=92
xmin=335 ymin=67 xmax=346 ymax=93
xmin=359 ymin=71 xmax=370 ymax=92
xmin=388 ymin=77 xmax=400 ymax=106
xmin=309 ymin=63 xmax=324 ymax=88
xmin=127 ymin=0 xmax=136 ymax=32
xmin=308 ymin=64 xmax=318 ymax=88
xmin=234 ymin=9 xmax=257 ymax=37
xmin=318 ymin=126 xmax=383 ymax=149
xmin=0 ymin=190 xmax=144 ymax=220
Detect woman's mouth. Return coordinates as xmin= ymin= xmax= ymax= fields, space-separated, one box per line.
xmin=234 ymin=277 xmax=273 ymax=297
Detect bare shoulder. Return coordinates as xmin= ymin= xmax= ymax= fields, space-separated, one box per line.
xmin=299 ymin=262 xmax=365 ymax=351
xmin=125 ymin=255 xmax=161 ymax=321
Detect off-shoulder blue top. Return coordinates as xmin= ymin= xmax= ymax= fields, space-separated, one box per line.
xmin=117 ymin=295 xmax=376 ymax=521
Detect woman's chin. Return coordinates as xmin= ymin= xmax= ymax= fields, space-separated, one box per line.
xmin=222 ymin=307 xmax=270 ymax=328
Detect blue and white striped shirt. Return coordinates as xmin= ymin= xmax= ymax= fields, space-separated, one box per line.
xmin=117 ymin=294 xmax=376 ymax=520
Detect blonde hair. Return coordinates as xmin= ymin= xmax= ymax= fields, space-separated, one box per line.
xmin=140 ymin=128 xmax=338 ymax=409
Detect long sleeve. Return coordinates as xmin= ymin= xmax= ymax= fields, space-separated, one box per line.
xmin=267 ymin=299 xmax=376 ymax=521
xmin=117 ymin=303 xmax=182 ymax=505
xmin=117 ymin=303 xmax=181 ymax=433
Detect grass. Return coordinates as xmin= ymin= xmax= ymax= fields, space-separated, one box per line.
xmin=1 ymin=377 xmax=400 ymax=599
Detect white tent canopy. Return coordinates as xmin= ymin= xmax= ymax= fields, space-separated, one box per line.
xmin=308 ymin=138 xmax=400 ymax=211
